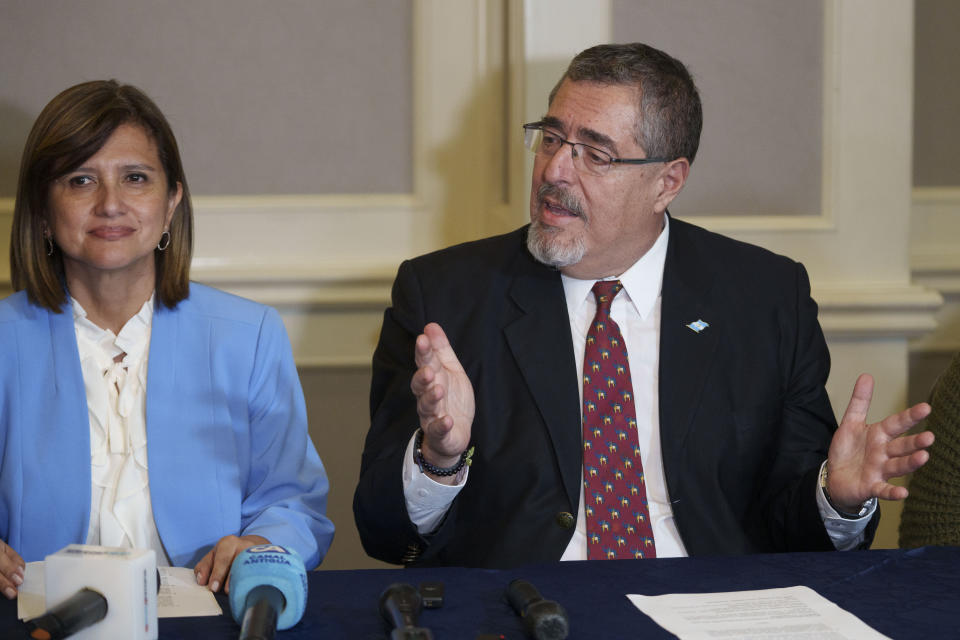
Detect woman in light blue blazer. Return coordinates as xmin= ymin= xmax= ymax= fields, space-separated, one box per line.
xmin=0 ymin=81 xmax=334 ymax=599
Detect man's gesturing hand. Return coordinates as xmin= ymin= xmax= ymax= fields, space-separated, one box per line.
xmin=410 ymin=323 xmax=475 ymax=483
xmin=827 ymin=374 xmax=934 ymax=512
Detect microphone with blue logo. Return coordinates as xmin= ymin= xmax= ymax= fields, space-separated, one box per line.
xmin=228 ymin=545 xmax=308 ymax=640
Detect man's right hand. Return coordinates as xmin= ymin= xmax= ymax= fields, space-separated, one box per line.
xmin=0 ymin=540 xmax=25 ymax=600
xmin=410 ymin=323 xmax=475 ymax=484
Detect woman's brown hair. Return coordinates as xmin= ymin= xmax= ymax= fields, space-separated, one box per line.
xmin=10 ymin=80 xmax=193 ymax=311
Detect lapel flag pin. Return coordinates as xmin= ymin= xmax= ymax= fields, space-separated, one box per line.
xmin=686 ymin=319 xmax=709 ymax=333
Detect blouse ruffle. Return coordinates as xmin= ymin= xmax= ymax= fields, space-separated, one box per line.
xmin=72 ymin=296 xmax=167 ymax=563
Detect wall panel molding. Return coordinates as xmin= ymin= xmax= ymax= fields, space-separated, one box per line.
xmin=815 ymin=283 xmax=941 ymax=338
xmin=910 ymin=186 xmax=960 ymax=354
xmin=911 ymin=187 xmax=960 ymax=292
xmin=188 ymin=194 xmax=419 ymax=279
xmin=6 ymin=194 xmax=944 ymax=365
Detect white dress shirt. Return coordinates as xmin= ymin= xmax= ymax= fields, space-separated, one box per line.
xmin=403 ymin=216 xmax=872 ymax=556
xmin=73 ymin=295 xmax=170 ymax=565
xmin=557 ymin=218 xmax=686 ymax=558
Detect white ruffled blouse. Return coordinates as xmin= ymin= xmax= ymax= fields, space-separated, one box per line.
xmin=72 ymin=295 xmax=170 ymax=566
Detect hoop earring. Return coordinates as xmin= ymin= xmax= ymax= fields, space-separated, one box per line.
xmin=157 ymin=230 xmax=171 ymax=251
xmin=46 ymin=236 xmax=54 ymax=257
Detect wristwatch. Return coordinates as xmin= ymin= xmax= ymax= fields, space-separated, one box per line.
xmin=820 ymin=462 xmax=876 ymax=519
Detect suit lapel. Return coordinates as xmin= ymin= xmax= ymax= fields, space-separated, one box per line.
xmin=144 ymin=301 xmax=180 ymax=547
xmin=502 ymin=248 xmax=582 ymax=511
xmin=658 ymin=219 xmax=721 ymax=489
xmin=145 ymin=298 xmax=225 ymax=566
xmin=45 ymin=303 xmax=92 ymax=540
xmin=48 ymin=301 xmax=86 ymax=403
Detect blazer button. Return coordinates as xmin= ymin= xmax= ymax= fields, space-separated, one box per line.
xmin=556 ymin=512 xmax=575 ymax=529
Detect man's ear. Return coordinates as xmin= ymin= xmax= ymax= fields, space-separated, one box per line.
xmin=654 ymin=158 xmax=690 ymax=213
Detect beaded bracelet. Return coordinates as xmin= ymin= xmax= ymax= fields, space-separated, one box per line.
xmin=413 ymin=429 xmax=475 ymax=477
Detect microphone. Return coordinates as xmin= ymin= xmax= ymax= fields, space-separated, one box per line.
xmin=228 ymin=545 xmax=308 ymax=640
xmin=30 ymin=544 xmax=157 ymax=640
xmin=25 ymin=588 xmax=107 ymax=639
xmin=506 ymin=579 xmax=569 ymax=640
xmin=378 ymin=583 xmax=434 ymax=639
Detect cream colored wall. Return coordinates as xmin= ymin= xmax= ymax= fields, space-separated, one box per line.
xmin=0 ymin=0 xmax=414 ymax=196
xmin=1 ymin=0 xmax=955 ymax=568
xmin=611 ymin=0 xmax=824 ymax=217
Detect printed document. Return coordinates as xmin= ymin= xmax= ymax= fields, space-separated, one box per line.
xmin=628 ymin=585 xmax=890 ymax=639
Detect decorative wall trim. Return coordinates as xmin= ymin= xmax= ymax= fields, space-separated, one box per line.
xmin=911 ymin=187 xmax=960 ymax=293
xmin=2 ymin=191 xmax=947 ymax=344
xmin=913 ymin=186 xmax=960 ymax=204
xmin=910 ymin=187 xmax=960 ymax=354
xmin=814 ymin=283 xmax=942 ymax=338
xmin=191 ymin=193 xmax=419 ymax=213
xmin=691 ymin=214 xmax=836 ymax=233
xmin=911 ymin=329 xmax=960 ymax=355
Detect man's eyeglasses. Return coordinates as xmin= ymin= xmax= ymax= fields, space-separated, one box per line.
xmin=522 ymin=122 xmax=671 ymax=177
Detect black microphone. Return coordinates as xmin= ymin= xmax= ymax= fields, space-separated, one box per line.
xmin=378 ymin=583 xmax=434 ymax=639
xmin=506 ymin=579 xmax=569 ymax=640
xmin=237 ymin=585 xmax=286 ymax=640
xmin=25 ymin=588 xmax=108 ymax=640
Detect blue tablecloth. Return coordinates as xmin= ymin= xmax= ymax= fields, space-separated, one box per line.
xmin=4 ymin=546 xmax=958 ymax=638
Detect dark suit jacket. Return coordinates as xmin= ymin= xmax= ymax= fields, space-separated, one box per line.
xmin=353 ymin=218 xmax=879 ymax=568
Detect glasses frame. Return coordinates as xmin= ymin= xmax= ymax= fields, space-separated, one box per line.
xmin=522 ymin=122 xmax=672 ymax=176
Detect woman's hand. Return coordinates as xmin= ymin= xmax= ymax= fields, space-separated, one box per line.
xmin=193 ymin=534 xmax=269 ymax=593
xmin=0 ymin=540 xmax=25 ymax=600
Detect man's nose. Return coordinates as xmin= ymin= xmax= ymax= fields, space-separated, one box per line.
xmin=542 ymin=141 xmax=578 ymax=184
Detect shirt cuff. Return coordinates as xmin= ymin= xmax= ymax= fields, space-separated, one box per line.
xmin=816 ymin=460 xmax=876 ymax=551
xmin=402 ymin=431 xmax=468 ymax=534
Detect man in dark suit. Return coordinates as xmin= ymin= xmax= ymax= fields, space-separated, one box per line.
xmin=353 ymin=43 xmax=934 ymax=568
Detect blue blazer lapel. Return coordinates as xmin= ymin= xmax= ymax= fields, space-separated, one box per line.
xmin=48 ymin=302 xmax=87 ymax=401
xmin=147 ymin=300 xmax=240 ymax=566
xmin=145 ymin=301 xmax=178 ymax=485
xmin=146 ymin=302 xmax=192 ymax=562
xmin=22 ymin=303 xmax=91 ymax=554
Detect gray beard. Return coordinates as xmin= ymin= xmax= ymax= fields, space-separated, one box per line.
xmin=526 ymin=218 xmax=586 ymax=268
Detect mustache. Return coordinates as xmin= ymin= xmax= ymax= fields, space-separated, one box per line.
xmin=536 ymin=183 xmax=585 ymax=220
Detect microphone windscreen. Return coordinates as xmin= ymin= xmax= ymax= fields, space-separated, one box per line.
xmin=525 ymin=600 xmax=570 ymax=640
xmin=506 ymin=579 xmax=569 ymax=640
xmin=229 ymin=545 xmax=307 ymax=631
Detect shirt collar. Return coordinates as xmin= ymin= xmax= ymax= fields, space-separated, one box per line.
xmin=561 ymin=213 xmax=670 ymax=321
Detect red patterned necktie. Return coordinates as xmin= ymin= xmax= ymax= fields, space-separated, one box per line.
xmin=582 ymin=281 xmax=656 ymax=559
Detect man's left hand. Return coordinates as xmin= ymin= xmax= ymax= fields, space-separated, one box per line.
xmin=827 ymin=373 xmax=934 ymax=512
xmin=194 ymin=534 xmax=270 ymax=593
